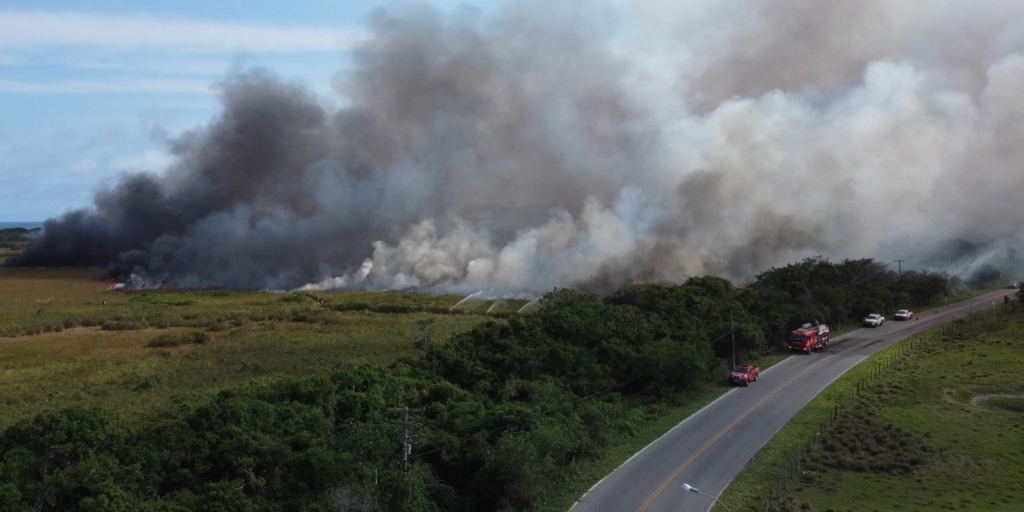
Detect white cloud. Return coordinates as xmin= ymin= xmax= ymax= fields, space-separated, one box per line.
xmin=0 ymin=10 xmax=367 ymax=53
xmin=109 ymin=149 xmax=176 ymax=173
xmin=0 ymin=51 xmax=20 ymax=65
xmin=45 ymin=55 xmax=233 ymax=76
xmin=0 ymin=78 xmax=211 ymax=94
xmin=69 ymin=158 xmax=99 ymax=176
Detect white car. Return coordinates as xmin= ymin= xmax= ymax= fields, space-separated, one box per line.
xmin=863 ymin=313 xmax=885 ymax=327
xmin=894 ymin=309 xmax=913 ymax=321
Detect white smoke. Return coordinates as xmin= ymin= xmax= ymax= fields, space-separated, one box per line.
xmin=14 ymin=0 xmax=1024 ymax=293
xmin=305 ymin=0 xmax=1024 ymax=293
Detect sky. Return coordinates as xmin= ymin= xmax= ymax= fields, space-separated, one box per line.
xmin=3 ymin=0 xmax=1024 ymax=292
xmin=0 ymin=0 xmax=471 ymax=222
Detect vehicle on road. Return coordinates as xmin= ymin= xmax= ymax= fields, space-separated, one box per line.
xmin=788 ymin=322 xmax=830 ymax=353
xmin=894 ymin=309 xmax=914 ymax=320
xmin=863 ymin=313 xmax=884 ymax=327
xmin=730 ymin=363 xmax=759 ymax=386
xmin=1008 ymin=282 xmax=1020 ymax=289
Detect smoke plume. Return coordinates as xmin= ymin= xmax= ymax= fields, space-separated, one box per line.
xmin=7 ymin=0 xmax=1024 ymax=292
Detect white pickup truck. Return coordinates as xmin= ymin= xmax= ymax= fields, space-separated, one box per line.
xmin=863 ymin=313 xmax=885 ymax=327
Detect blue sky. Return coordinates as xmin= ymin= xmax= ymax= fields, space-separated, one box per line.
xmin=0 ymin=0 xmax=477 ymax=222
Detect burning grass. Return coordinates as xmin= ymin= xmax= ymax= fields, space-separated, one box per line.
xmin=0 ymin=267 xmax=495 ymax=428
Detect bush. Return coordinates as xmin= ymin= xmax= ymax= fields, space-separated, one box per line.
xmin=147 ymin=332 xmax=211 ymax=348
xmin=331 ymin=302 xmax=372 ymax=312
xmin=805 ymin=400 xmax=932 ymax=475
xmin=129 ymin=293 xmax=197 ymax=306
xmin=207 ymin=322 xmax=230 ymax=332
xmin=101 ymin=320 xmax=147 ymax=331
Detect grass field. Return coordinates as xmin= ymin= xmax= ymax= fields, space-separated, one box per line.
xmin=0 ymin=267 xmax=519 ymax=429
xmin=722 ymin=302 xmax=1024 ymax=512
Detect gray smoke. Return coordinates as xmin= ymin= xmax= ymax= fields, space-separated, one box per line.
xmin=7 ymin=0 xmax=1024 ymax=292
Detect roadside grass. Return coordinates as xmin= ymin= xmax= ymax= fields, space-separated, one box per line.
xmin=541 ymin=348 xmax=797 ymax=512
xmin=721 ymin=302 xmax=1024 ymax=512
xmin=540 ymin=383 xmax=734 ymax=512
xmin=0 ymin=268 xmax=497 ymax=428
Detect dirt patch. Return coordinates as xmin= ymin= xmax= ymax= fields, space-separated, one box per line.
xmin=970 ymin=394 xmax=1024 ymax=413
xmin=0 ymin=327 xmax=203 ymax=364
xmin=941 ymin=387 xmax=960 ymax=404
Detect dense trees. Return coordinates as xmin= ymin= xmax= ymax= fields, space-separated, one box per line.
xmin=0 ymin=258 xmax=962 ymax=510
xmin=744 ymin=257 xmax=950 ymax=342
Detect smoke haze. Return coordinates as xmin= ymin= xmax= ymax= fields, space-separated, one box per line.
xmin=7 ymin=0 xmax=1024 ymax=292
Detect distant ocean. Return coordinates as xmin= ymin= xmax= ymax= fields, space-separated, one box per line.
xmin=0 ymin=222 xmax=44 ymax=230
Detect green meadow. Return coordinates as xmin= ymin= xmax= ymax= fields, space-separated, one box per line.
xmin=0 ymin=267 xmax=515 ymax=428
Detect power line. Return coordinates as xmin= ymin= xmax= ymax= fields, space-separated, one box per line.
xmin=386 ymin=407 xmax=423 ymax=472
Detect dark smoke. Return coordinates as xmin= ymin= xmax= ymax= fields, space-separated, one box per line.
xmin=6 ymin=1 xmax=1024 ymax=292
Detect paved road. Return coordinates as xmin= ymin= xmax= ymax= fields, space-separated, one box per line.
xmin=570 ymin=290 xmax=1013 ymax=512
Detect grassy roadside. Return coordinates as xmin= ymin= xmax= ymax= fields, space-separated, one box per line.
xmin=721 ymin=301 xmax=1024 ymax=511
xmin=541 ymin=347 xmax=797 ymax=511
xmin=540 ymin=384 xmax=734 ymax=511
xmin=539 ymin=315 xmax=901 ymax=511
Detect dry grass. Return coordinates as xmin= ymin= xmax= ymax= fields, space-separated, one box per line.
xmin=0 ymin=267 xmax=500 ymax=428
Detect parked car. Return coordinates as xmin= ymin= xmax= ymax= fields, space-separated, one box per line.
xmin=730 ymin=363 xmax=760 ymax=386
xmin=863 ymin=313 xmax=885 ymax=327
xmin=894 ymin=309 xmax=914 ymax=320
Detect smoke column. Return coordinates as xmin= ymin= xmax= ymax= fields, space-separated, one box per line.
xmin=6 ymin=0 xmax=1024 ymax=292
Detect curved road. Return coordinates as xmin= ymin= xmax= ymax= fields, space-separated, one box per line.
xmin=570 ymin=290 xmax=1013 ymax=512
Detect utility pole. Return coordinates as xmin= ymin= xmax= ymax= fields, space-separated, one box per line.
xmin=894 ymin=259 xmax=905 ymax=308
xmin=730 ymin=310 xmax=736 ymax=369
xmin=388 ymin=406 xmax=423 ymax=507
xmin=387 ymin=407 xmax=423 ymax=472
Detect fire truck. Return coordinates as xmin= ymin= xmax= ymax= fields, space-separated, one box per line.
xmin=788 ymin=322 xmax=830 ymax=353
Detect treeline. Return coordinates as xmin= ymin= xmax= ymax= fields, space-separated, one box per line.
xmin=0 ymin=258 xmax=956 ymax=511
xmin=743 ymin=256 xmax=951 ymax=342
xmin=0 ymin=228 xmax=37 ymax=252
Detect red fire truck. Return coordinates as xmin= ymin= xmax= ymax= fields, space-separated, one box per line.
xmin=788 ymin=322 xmax=830 ymax=353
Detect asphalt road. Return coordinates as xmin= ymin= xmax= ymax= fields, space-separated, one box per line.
xmin=570 ymin=290 xmax=1015 ymax=512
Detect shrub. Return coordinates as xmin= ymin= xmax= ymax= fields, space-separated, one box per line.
xmin=330 ymin=302 xmax=372 ymax=312
xmin=147 ymin=334 xmax=186 ymax=348
xmin=147 ymin=331 xmax=211 ymax=348
xmin=101 ymin=320 xmax=147 ymax=331
xmin=207 ymin=322 xmax=230 ymax=332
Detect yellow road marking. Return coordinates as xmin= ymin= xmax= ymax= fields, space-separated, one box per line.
xmin=636 ymin=353 xmax=838 ymax=511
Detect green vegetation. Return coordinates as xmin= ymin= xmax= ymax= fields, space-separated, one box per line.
xmin=0 ymin=228 xmax=37 ymax=259
xmin=722 ymin=303 xmax=1024 ymax=512
xmin=147 ymin=331 xmax=212 ymax=347
xmin=0 ymin=257 xmax=979 ymax=511
xmin=0 ymin=268 xmax=491 ymax=427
